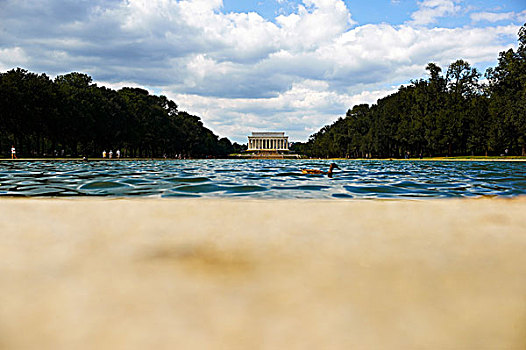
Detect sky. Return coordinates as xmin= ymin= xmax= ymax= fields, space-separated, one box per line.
xmin=1 ymin=0 xmax=525 ymax=143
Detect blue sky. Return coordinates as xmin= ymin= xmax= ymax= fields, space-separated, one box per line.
xmin=0 ymin=0 xmax=525 ymax=143
xmin=224 ymin=0 xmax=525 ymax=26
xmin=222 ymin=0 xmax=419 ymax=24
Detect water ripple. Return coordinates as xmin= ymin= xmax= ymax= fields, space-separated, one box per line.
xmin=0 ymin=159 xmax=524 ymax=199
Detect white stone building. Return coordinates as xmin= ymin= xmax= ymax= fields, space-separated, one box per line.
xmin=247 ymin=132 xmax=289 ymax=151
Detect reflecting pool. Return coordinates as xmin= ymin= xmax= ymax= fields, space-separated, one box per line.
xmin=0 ymin=159 xmax=524 ymax=199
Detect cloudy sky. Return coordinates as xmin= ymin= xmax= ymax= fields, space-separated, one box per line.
xmin=1 ymin=0 xmax=525 ymax=143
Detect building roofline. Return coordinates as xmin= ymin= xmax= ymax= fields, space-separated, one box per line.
xmin=250 ymin=132 xmax=286 ymax=137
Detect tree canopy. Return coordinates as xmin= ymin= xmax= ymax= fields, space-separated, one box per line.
xmin=292 ymin=23 xmax=526 ymax=158
xmin=0 ymin=71 xmax=241 ymax=158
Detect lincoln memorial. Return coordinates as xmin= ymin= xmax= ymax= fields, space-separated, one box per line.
xmin=248 ymin=132 xmax=289 ymax=151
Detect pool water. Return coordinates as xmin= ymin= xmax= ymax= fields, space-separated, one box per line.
xmin=0 ymin=159 xmax=524 ymax=199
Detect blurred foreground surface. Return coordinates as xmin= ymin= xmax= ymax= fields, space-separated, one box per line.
xmin=1 ymin=198 xmax=526 ymax=349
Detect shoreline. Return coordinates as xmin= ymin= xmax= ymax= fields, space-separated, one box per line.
xmin=2 ymin=197 xmax=526 ymax=348
xmin=1 ymin=156 xmax=525 ymax=161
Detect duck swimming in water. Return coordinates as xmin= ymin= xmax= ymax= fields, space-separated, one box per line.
xmin=301 ymin=163 xmax=340 ymax=177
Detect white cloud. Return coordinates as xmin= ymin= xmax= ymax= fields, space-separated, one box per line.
xmin=97 ymin=80 xmax=156 ymax=94
xmin=470 ymin=10 xmax=526 ymax=23
xmin=166 ymin=81 xmax=400 ymax=141
xmin=410 ymin=0 xmax=461 ymax=26
xmin=0 ymin=0 xmax=522 ymax=142
xmin=0 ymin=47 xmax=29 ymax=72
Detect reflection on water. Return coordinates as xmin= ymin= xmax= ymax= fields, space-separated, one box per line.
xmin=0 ymin=159 xmax=524 ymax=199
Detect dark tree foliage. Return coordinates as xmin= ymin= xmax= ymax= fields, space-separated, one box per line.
xmin=0 ymin=71 xmax=234 ymax=158
xmin=292 ymin=23 xmax=526 ymax=158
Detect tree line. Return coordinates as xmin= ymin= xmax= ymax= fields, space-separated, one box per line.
xmin=0 ymin=70 xmax=242 ymax=158
xmin=292 ymin=23 xmax=526 ymax=158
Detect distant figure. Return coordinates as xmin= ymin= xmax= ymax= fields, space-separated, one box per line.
xmin=301 ymin=163 xmax=340 ymax=178
xmin=82 ymin=156 xmax=89 ymax=162
xmin=505 ymin=148 xmax=509 ymax=156
xmin=116 ymin=149 xmax=120 ymax=159
xmin=102 ymin=150 xmax=107 ymax=158
xmin=109 ymin=150 xmax=113 ymax=159
xmin=11 ymin=146 xmax=16 ymax=159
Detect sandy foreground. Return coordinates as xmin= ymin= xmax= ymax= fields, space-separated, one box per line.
xmin=1 ymin=198 xmax=526 ymax=349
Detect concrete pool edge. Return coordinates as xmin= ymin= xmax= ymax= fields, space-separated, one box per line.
xmin=1 ymin=197 xmax=526 ymax=349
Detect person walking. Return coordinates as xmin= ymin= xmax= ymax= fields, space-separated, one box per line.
xmin=116 ymin=149 xmax=120 ymax=159
xmin=109 ymin=150 xmax=113 ymax=159
xmin=102 ymin=150 xmax=106 ymax=158
xmin=11 ymin=145 xmax=17 ymax=159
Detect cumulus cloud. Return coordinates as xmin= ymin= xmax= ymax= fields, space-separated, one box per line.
xmin=471 ymin=10 xmax=526 ymax=23
xmin=409 ymin=0 xmax=461 ymax=25
xmin=0 ymin=0 xmax=522 ymax=142
xmin=0 ymin=47 xmax=29 ymax=72
xmin=165 ymin=81 xmax=398 ymax=142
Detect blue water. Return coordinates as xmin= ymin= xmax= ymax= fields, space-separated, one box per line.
xmin=0 ymin=159 xmax=524 ymax=199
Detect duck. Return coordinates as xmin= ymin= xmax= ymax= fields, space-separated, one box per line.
xmin=301 ymin=163 xmax=340 ymax=177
